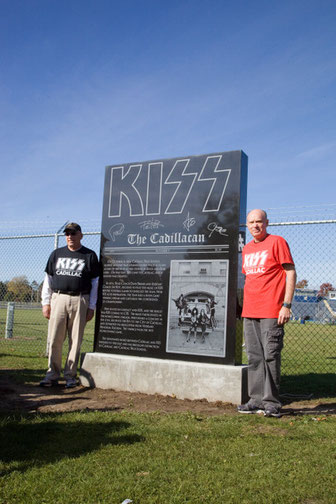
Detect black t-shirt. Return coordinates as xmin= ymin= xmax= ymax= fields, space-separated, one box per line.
xmin=45 ymin=245 xmax=100 ymax=293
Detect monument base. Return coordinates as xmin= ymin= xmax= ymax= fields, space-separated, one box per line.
xmin=80 ymin=352 xmax=248 ymax=405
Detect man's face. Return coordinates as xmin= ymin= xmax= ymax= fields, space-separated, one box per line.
xmin=246 ymin=210 xmax=268 ymax=242
xmin=65 ymin=230 xmax=82 ymax=250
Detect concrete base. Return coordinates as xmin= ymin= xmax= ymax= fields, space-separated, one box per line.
xmin=80 ymin=352 xmax=248 ymax=405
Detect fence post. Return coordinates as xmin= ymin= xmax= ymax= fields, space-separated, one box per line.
xmin=54 ymin=232 xmax=59 ymax=250
xmin=5 ymin=302 xmax=15 ymax=339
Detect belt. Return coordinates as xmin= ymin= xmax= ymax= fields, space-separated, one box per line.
xmin=56 ymin=290 xmax=90 ymax=296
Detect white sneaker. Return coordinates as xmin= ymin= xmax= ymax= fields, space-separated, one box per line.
xmin=264 ymin=407 xmax=281 ymax=418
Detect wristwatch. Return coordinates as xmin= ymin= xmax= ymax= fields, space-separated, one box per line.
xmin=282 ymin=302 xmax=291 ymax=309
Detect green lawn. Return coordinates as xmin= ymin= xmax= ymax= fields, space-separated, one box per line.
xmin=240 ymin=321 xmax=336 ymax=397
xmin=1 ymin=309 xmax=336 ymax=503
xmin=1 ymin=410 xmax=335 ymax=504
xmin=282 ymin=322 xmax=336 ymax=374
xmin=239 ymin=320 xmax=336 ymax=373
xmin=1 ymin=308 xmax=336 ymax=395
xmin=0 ymin=307 xmax=95 ymax=381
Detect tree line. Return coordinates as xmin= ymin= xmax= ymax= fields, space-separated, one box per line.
xmin=295 ymin=279 xmax=335 ymax=297
xmin=0 ymin=276 xmax=42 ymax=303
xmin=1 ymin=276 xmax=335 ymax=304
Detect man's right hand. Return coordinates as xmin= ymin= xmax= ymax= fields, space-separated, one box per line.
xmin=42 ymin=305 xmax=51 ymax=319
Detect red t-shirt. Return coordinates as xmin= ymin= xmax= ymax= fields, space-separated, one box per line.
xmin=242 ymin=234 xmax=294 ymax=318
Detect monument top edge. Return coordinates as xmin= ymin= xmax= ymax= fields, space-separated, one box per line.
xmin=105 ymin=149 xmax=248 ymax=169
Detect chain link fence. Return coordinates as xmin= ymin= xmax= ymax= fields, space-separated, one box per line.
xmin=0 ymin=227 xmax=101 ymax=376
xmin=0 ymin=215 xmax=335 ymax=394
xmin=257 ymin=220 xmax=336 ymax=383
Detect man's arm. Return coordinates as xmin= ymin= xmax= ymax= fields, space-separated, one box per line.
xmin=41 ymin=273 xmax=52 ymax=320
xmin=86 ymin=277 xmax=99 ymax=322
xmin=278 ymin=264 xmax=296 ymax=325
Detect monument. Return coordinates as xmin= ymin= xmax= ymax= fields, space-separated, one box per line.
xmin=80 ymin=150 xmax=248 ymax=403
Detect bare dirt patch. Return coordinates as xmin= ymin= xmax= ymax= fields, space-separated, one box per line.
xmin=1 ymin=376 xmax=335 ymax=417
xmin=0 ymin=376 xmax=236 ymax=415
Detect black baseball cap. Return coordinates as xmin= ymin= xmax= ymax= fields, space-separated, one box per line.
xmin=64 ymin=222 xmax=82 ymax=233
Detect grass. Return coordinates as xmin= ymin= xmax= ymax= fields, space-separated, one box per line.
xmin=240 ymin=320 xmax=336 ymax=374
xmin=0 ymin=307 xmax=95 ymax=382
xmin=0 ymin=410 xmax=336 ymax=504
xmin=1 ymin=308 xmax=336 ymax=395
xmin=240 ymin=321 xmax=336 ymax=397
xmin=282 ymin=322 xmax=336 ymax=375
xmin=1 ymin=309 xmax=335 ymax=503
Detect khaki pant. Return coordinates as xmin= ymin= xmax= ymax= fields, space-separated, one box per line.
xmin=45 ymin=292 xmax=89 ymax=381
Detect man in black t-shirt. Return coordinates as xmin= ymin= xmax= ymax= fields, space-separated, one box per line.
xmin=40 ymin=222 xmax=100 ymax=388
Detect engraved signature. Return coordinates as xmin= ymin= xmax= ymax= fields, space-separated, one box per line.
xmin=183 ymin=212 xmax=196 ymax=232
xmin=109 ymin=223 xmax=125 ymax=241
xmin=138 ymin=218 xmax=164 ymax=230
xmin=238 ymin=233 xmax=245 ymax=252
xmin=207 ymin=222 xmax=228 ymax=238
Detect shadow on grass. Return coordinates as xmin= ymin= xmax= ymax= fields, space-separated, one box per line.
xmin=281 ymin=372 xmax=336 ymax=399
xmin=281 ymin=402 xmax=336 ymax=416
xmin=0 ymin=353 xmax=44 ymax=358
xmin=0 ymin=367 xmax=49 ymax=384
xmin=0 ymin=368 xmax=113 ymax=413
xmin=0 ymin=411 xmax=143 ymax=476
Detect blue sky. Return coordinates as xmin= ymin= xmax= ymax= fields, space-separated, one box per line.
xmin=1 ymin=0 xmax=335 ymax=229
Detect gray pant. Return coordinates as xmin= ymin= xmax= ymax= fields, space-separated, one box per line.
xmin=244 ymin=318 xmax=284 ymax=409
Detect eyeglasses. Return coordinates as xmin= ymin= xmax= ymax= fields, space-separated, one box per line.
xmin=65 ymin=231 xmax=78 ymax=236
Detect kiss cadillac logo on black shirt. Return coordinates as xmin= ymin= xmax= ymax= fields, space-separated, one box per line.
xmin=55 ymin=258 xmax=85 ymax=277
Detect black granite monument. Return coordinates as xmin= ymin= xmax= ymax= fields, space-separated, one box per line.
xmin=94 ymin=150 xmax=247 ymax=364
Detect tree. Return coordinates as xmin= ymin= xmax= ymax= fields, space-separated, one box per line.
xmin=37 ymin=280 xmax=44 ymax=302
xmin=30 ymin=280 xmax=40 ymax=302
xmin=0 ymin=281 xmax=8 ymax=301
xmin=318 ymin=283 xmax=335 ymax=298
xmin=296 ymin=279 xmax=308 ymax=289
xmin=6 ymin=276 xmax=31 ymax=302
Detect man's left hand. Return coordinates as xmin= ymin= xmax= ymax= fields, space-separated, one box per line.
xmin=86 ymin=308 xmax=95 ymax=322
xmin=278 ymin=306 xmax=291 ymax=325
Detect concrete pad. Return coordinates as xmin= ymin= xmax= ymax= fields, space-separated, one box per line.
xmin=80 ymin=352 xmax=248 ymax=405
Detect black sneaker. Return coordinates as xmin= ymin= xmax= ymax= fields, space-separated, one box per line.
xmin=264 ymin=407 xmax=281 ymax=418
xmin=39 ymin=378 xmax=59 ymax=387
xmin=65 ymin=378 xmax=78 ymax=389
xmin=237 ymin=403 xmax=263 ymax=414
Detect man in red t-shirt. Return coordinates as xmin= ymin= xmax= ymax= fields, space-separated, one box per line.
xmin=238 ymin=209 xmax=296 ymax=417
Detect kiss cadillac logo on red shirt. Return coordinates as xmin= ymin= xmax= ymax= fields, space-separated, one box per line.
xmin=243 ymin=250 xmax=268 ymax=275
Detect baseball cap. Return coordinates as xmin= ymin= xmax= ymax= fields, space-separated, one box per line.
xmin=64 ymin=222 xmax=82 ymax=233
